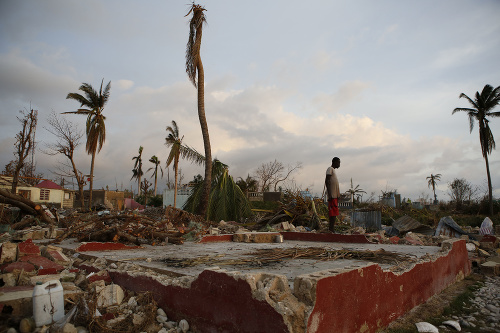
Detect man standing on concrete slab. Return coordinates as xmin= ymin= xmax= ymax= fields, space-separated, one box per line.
xmin=325 ymin=157 xmax=341 ymax=232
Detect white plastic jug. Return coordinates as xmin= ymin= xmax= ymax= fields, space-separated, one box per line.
xmin=32 ymin=280 xmax=65 ymax=327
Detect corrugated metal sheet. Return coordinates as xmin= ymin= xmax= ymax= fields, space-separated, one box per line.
xmin=435 ymin=216 xmax=467 ymax=238
xmin=392 ymin=215 xmax=435 ymax=235
xmin=351 ymin=210 xmax=381 ymax=230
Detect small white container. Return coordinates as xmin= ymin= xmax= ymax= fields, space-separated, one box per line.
xmin=32 ymin=280 xmax=65 ymax=327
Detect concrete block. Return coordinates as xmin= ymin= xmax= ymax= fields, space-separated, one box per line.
xmin=18 ymin=255 xmax=64 ymax=272
xmin=43 ymin=245 xmax=71 ymax=266
xmin=13 ymin=231 xmax=33 ymax=241
xmin=96 ymin=284 xmax=124 ymax=307
xmin=0 ymin=285 xmax=34 ymax=317
xmin=232 ymin=232 xmax=282 ymax=243
xmin=0 ymin=242 xmax=18 ymax=264
xmin=1 ymin=261 xmax=36 ymax=273
xmin=31 ymin=229 xmax=45 ymax=240
xmin=404 ymin=235 xmax=424 ymax=246
xmin=389 ymin=236 xmax=400 ymax=244
xmin=208 ymin=227 xmax=220 ymax=235
xmin=17 ymin=239 xmax=40 ymax=258
xmin=481 ymin=261 xmax=500 ymax=275
xmin=0 ymin=273 xmax=17 ymax=287
xmin=274 ymin=222 xmax=294 ymax=231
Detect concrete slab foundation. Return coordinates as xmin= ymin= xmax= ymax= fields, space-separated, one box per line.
xmin=52 ymin=233 xmax=470 ymax=333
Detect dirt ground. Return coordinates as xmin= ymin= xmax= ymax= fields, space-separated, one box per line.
xmin=381 ymin=273 xmax=483 ymax=332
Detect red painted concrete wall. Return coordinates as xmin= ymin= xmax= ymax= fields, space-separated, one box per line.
xmin=110 ymin=270 xmax=290 ymax=333
xmin=306 ymin=240 xmax=471 ymax=333
xmin=281 ymin=232 xmax=372 ymax=244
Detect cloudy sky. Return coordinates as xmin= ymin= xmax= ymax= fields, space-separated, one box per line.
xmin=1 ymin=0 xmax=499 ymax=202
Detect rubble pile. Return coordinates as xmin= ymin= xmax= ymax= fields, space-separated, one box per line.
xmin=0 ymin=239 xmax=196 ymax=333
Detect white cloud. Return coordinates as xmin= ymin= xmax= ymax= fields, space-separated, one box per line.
xmin=312 ymin=80 xmax=372 ymax=114
xmin=432 ymin=45 xmax=482 ymax=69
xmin=312 ymin=50 xmax=343 ymax=71
xmin=116 ymin=80 xmax=134 ymax=91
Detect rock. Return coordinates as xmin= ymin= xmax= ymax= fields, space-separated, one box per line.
xmin=62 ymin=323 xmax=77 ymax=333
xmin=466 ymin=243 xmax=476 ymax=251
xmin=0 ymin=273 xmax=17 ymax=287
xmin=0 ymin=242 xmax=18 ymax=263
xmin=459 ymin=319 xmax=471 ymax=328
xmin=96 ymin=284 xmax=124 ymax=307
xmin=157 ymin=308 xmax=167 ymax=317
xmin=19 ymin=317 xmax=35 ymax=333
xmin=486 ymin=304 xmax=499 ymax=313
xmin=165 ymin=321 xmax=176 ymax=329
xmin=128 ymin=296 xmax=138 ymax=307
xmin=75 ymin=327 xmax=88 ymax=333
xmin=6 ymin=328 xmax=17 ymax=333
xmin=178 ymin=319 xmax=189 ymax=332
xmin=415 ymin=322 xmax=439 ymax=333
xmin=157 ymin=315 xmax=168 ymax=323
xmin=442 ymin=320 xmax=461 ymax=331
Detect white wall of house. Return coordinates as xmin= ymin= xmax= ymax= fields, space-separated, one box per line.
xmin=163 ymin=188 xmax=191 ymax=209
xmin=36 ymin=188 xmax=64 ymax=207
xmin=0 ymin=183 xmax=68 ymax=208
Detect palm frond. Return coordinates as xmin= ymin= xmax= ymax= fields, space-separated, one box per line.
xmin=179 ymin=144 xmax=205 ymax=165
xmin=185 ymin=4 xmax=206 ymax=87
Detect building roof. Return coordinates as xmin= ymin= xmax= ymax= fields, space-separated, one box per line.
xmin=0 ymin=175 xmax=31 ymax=188
xmin=36 ymin=180 xmax=63 ymax=190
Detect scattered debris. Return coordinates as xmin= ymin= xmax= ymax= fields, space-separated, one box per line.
xmin=415 ymin=321 xmax=439 ymax=333
xmin=162 ymin=247 xmax=418 ymax=269
xmin=480 ymin=217 xmax=494 ymax=235
xmin=435 ymin=216 xmax=470 ymax=239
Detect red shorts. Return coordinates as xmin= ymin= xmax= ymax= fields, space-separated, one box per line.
xmin=328 ymin=198 xmax=339 ymax=217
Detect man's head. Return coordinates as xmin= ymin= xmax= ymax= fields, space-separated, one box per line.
xmin=332 ymin=157 xmax=341 ymax=168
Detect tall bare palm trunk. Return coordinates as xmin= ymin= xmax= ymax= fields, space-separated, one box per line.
xmin=154 ymin=173 xmax=158 ymax=196
xmin=89 ymin=150 xmax=96 ymax=210
xmin=138 ymin=175 xmax=141 ymax=196
xmin=484 ymin=152 xmax=493 ymax=215
xmin=174 ymin=160 xmax=178 ymax=208
xmin=196 ymin=52 xmax=212 ymax=217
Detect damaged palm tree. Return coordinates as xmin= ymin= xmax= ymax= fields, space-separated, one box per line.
xmin=64 ymin=79 xmax=111 ymax=210
xmin=183 ymin=160 xmax=252 ymax=222
xmin=185 ymin=3 xmax=212 ymax=217
xmin=165 ymin=120 xmax=204 ymax=208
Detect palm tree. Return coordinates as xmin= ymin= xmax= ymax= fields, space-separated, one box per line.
xmin=65 ymin=79 xmax=110 ymax=210
xmin=346 ymin=178 xmax=366 ymax=204
xmin=236 ymin=174 xmax=258 ymax=196
xmin=131 ymin=146 xmax=144 ymax=196
xmin=186 ymin=3 xmax=212 ymax=217
xmin=147 ymin=155 xmax=163 ymax=196
xmin=184 ymin=159 xmax=252 ymax=222
xmin=165 ymin=120 xmax=205 ymax=208
xmin=426 ymin=173 xmax=442 ymax=203
xmin=453 ymin=84 xmax=500 ymax=215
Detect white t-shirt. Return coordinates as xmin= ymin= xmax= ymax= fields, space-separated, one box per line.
xmin=326 ymin=166 xmax=340 ymax=198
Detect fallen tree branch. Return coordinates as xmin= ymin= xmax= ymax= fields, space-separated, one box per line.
xmin=0 ymin=189 xmax=55 ymax=226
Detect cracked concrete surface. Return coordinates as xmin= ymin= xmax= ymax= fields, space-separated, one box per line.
xmin=42 ymin=235 xmax=470 ymax=332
